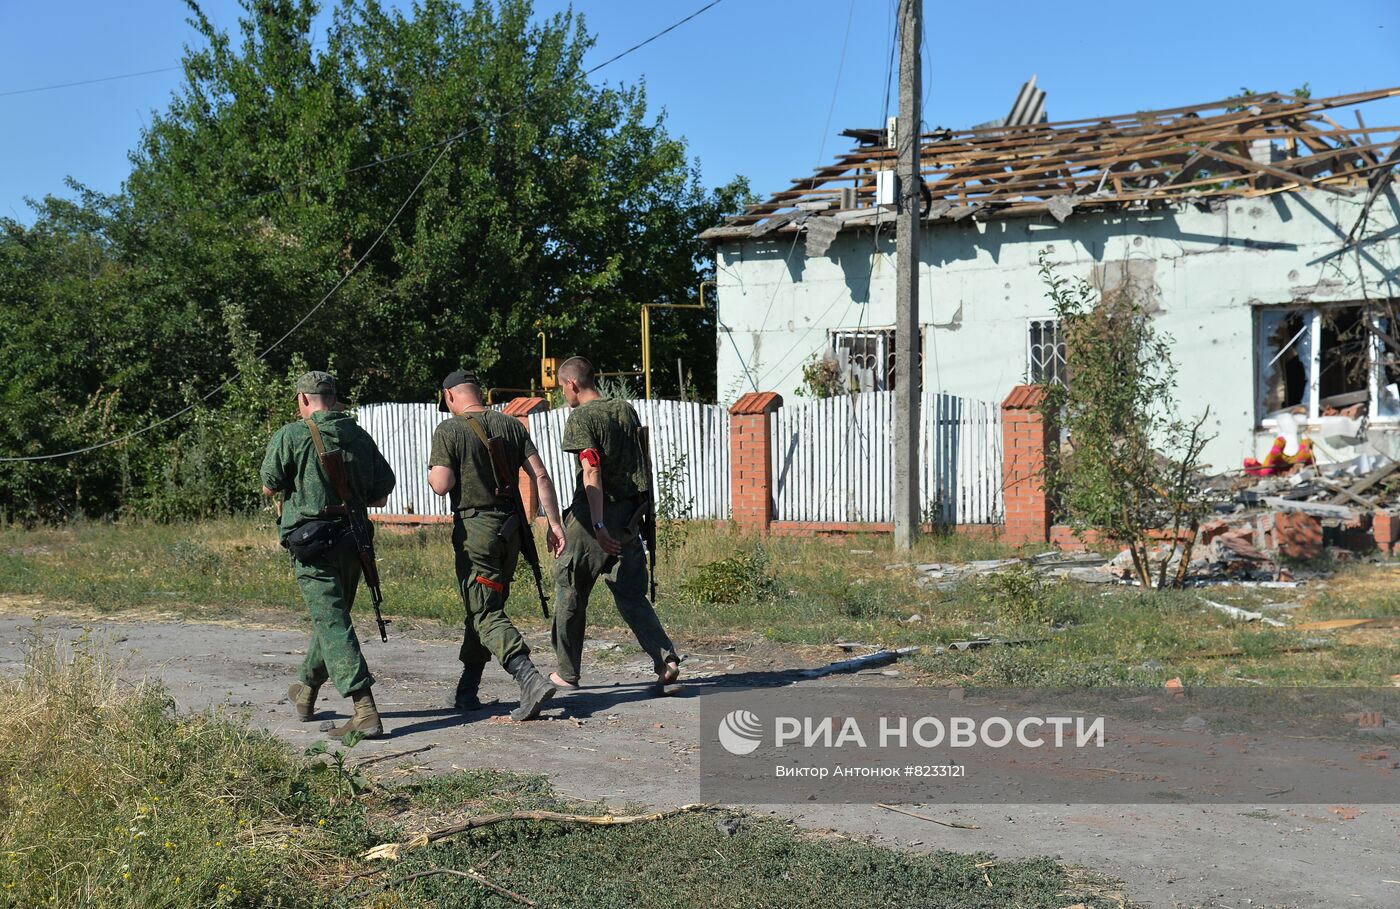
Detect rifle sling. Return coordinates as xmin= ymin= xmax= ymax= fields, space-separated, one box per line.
xmin=463 ymin=413 xmax=510 ymax=497
xmin=303 ymin=417 xmax=352 ymax=507
xmin=303 ymin=416 xmax=329 ymax=459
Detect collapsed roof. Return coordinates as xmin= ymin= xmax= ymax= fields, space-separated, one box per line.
xmin=700 ymin=87 xmax=1400 ymax=241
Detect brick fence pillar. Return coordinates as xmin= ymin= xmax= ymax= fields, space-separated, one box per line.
xmin=1001 ymin=385 xmax=1052 ymax=544
xmin=729 ymin=392 xmax=783 ymax=533
xmin=1375 ymin=510 xmax=1399 ymax=555
xmin=502 ymin=396 xmax=551 ymax=518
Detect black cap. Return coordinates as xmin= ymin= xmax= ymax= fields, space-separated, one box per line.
xmin=438 ymin=370 xmax=482 ymax=411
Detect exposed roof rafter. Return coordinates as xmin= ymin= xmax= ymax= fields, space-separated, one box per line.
xmin=701 ymin=87 xmax=1400 ymax=241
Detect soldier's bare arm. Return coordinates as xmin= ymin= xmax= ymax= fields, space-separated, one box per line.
xmin=524 ymin=453 xmax=567 ymax=557
xmin=428 ymin=466 xmax=455 ymax=496
xmin=581 ymin=455 xmax=621 ymax=556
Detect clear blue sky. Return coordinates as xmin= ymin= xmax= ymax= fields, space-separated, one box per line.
xmin=2 ymin=0 xmax=1398 ymax=224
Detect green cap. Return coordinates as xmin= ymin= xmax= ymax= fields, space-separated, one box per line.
xmin=295 ymin=371 xmax=337 ymax=397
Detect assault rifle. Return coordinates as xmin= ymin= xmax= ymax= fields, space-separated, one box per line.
xmin=470 ymin=416 xmax=550 ymax=619
xmin=305 ymin=419 xmax=390 ymax=642
xmin=637 ymin=426 xmax=658 ymax=603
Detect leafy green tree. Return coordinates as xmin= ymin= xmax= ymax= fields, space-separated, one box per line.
xmin=1036 ymin=253 xmax=1213 ymax=589
xmin=0 ymin=0 xmax=748 ymax=520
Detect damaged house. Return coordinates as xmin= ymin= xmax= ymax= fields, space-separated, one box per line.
xmin=702 ymin=87 xmax=1400 ymax=473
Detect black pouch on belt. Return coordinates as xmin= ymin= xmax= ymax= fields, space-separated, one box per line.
xmin=285 ymin=519 xmax=351 ymax=563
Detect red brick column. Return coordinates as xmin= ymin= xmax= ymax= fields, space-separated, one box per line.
xmin=1374 ymin=510 xmax=1399 ymax=555
xmin=1001 ymin=385 xmax=1052 ymax=544
xmin=729 ymin=392 xmax=783 ymax=533
xmin=502 ymin=396 xmax=550 ymax=518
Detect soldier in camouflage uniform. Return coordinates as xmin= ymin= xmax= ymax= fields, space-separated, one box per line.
xmin=428 ymin=370 xmax=567 ymax=721
xmin=549 ymin=357 xmax=680 ymax=691
xmin=261 ymin=371 xmax=396 ymax=737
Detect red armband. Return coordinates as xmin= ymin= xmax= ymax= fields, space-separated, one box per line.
xmin=579 ymin=448 xmax=602 ymax=468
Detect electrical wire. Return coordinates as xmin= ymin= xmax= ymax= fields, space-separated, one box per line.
xmin=0 ymin=66 xmax=182 ymax=98
xmin=814 ymin=0 xmax=857 ymax=168
xmin=0 ymin=30 xmax=328 ymax=99
xmin=0 ymin=137 xmax=457 ymax=463
xmin=0 ymin=0 xmax=730 ymax=463
xmin=584 ymin=0 xmax=725 ymax=74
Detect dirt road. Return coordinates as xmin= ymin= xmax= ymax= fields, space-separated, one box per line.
xmin=1 ymin=609 xmax=1394 ymax=909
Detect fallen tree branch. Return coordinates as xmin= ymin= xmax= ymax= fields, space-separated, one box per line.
xmin=875 ymin=802 xmax=980 ymax=829
xmin=350 ymin=743 xmax=437 ymax=769
xmin=362 ymin=804 xmax=715 ymax=861
xmin=352 ymin=867 xmax=535 ymax=906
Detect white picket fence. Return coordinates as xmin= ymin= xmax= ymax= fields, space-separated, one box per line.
xmin=357 ymin=402 xmax=502 ymax=518
xmin=527 ymin=399 xmax=731 ymax=520
xmin=360 ymin=393 xmax=999 ymax=526
xmin=770 ymin=391 xmax=1002 ymax=524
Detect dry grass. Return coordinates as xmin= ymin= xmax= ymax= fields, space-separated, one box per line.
xmin=0 ymin=634 xmax=1129 ymax=908
xmin=0 ymin=633 xmax=345 ymax=907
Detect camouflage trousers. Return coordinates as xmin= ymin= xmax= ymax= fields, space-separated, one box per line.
xmin=453 ymin=508 xmax=529 ymax=670
xmin=550 ymin=500 xmax=676 ymax=686
xmin=294 ymin=547 xmax=374 ymax=697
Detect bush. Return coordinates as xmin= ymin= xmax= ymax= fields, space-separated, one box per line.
xmin=678 ymin=547 xmax=775 ymax=604
xmin=978 ymin=567 xmax=1060 ymax=627
xmin=142 ymin=305 xmax=306 ymax=521
xmin=1037 ymin=252 xmax=1213 ymax=589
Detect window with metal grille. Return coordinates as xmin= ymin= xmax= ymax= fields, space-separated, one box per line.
xmin=831 ymin=328 xmax=896 ymax=392
xmin=1028 ymin=318 xmax=1066 ymax=385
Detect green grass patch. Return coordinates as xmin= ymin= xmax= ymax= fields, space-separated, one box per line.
xmin=361 ymin=804 xmax=1119 ymax=909
xmin=3 ymin=518 xmax=1398 ymax=686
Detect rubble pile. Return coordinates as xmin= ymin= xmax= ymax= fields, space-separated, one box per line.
xmin=1097 ymin=453 xmax=1400 ymax=585
xmin=886 ymin=554 xmax=1112 ymax=592
xmin=883 ymin=455 xmax=1398 ymax=591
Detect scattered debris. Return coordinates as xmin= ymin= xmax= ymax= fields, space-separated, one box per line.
xmin=1200 ymin=599 xmax=1287 ymax=628
xmin=798 ymin=647 xmax=921 ymax=680
xmin=1262 ymin=497 xmax=1354 ymax=519
xmin=1292 ymin=617 xmax=1400 ymax=631
xmin=946 ymin=638 xmax=1034 ymax=652
xmin=875 ymin=802 xmax=979 ymax=830
xmin=351 ymin=743 xmax=438 ymax=769
xmin=363 ymin=804 xmax=718 ymax=861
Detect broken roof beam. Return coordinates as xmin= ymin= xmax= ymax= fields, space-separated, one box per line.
xmin=706 ymin=87 xmax=1400 ymax=238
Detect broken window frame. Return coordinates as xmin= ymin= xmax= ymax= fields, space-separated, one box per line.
xmin=1254 ymin=302 xmax=1399 ymax=427
xmin=1027 ymin=316 xmax=1067 ymax=386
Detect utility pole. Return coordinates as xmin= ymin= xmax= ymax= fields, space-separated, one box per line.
xmin=893 ymin=0 xmax=922 ymax=551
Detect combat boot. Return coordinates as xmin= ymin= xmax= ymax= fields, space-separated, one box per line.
xmin=450 ymin=661 xmax=492 ymax=712
xmin=287 ymin=682 xmax=320 ymax=722
xmin=322 ymin=688 xmax=385 ymax=739
xmin=505 ymin=654 xmax=555 ymax=721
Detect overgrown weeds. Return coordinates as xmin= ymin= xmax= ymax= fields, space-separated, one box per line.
xmin=678 ymin=545 xmax=776 ymax=604
xmin=0 ymin=633 xmax=345 ymax=908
